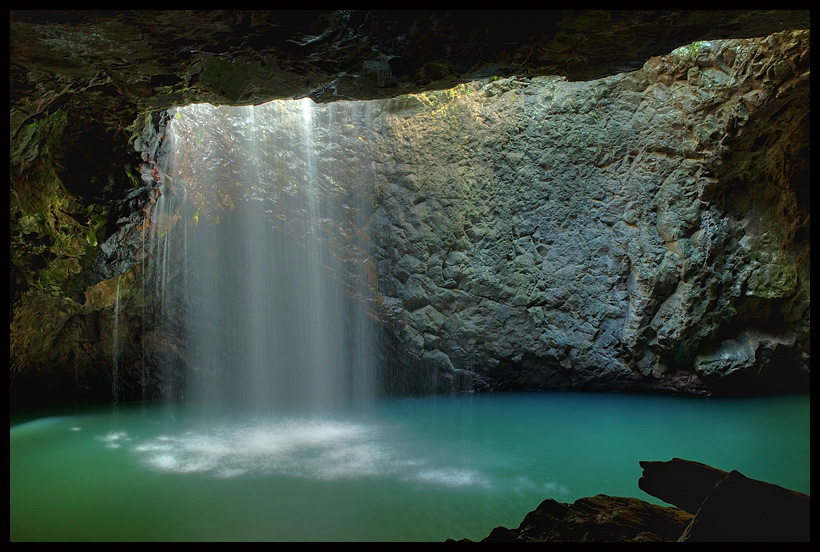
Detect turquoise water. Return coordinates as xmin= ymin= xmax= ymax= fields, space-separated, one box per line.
xmin=10 ymin=391 xmax=810 ymax=542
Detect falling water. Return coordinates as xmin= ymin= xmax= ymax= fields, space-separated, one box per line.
xmin=112 ymin=274 xmax=121 ymax=405
xmin=150 ymin=99 xmax=378 ymax=413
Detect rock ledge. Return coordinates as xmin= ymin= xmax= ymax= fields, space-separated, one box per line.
xmin=455 ymin=458 xmax=810 ymax=542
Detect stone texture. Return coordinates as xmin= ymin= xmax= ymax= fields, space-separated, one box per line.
xmin=355 ymin=31 xmax=810 ymax=396
xmin=479 ymin=495 xmax=693 ymax=542
xmin=10 ymin=10 xmax=810 ymax=117
xmin=463 ymin=458 xmax=810 ymax=542
xmin=9 ymin=11 xmax=811 ymax=407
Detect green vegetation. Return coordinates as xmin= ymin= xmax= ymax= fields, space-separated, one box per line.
xmin=10 ymin=107 xmax=114 ymax=298
xmin=12 ymin=109 xmax=69 ymax=161
xmin=674 ymin=40 xmax=707 ymax=60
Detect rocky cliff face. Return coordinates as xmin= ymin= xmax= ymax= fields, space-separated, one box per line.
xmin=9 ymin=11 xmax=810 ymax=407
xmin=362 ymin=32 xmax=810 ymax=396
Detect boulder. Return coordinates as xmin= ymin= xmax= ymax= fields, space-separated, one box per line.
xmin=465 ymin=458 xmax=810 ymax=542
xmin=480 ymin=495 xmax=693 ymax=542
xmin=638 ymin=457 xmax=729 ymax=514
xmin=639 ymin=458 xmax=811 ymax=542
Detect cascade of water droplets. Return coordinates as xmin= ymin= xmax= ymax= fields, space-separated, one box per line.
xmin=112 ymin=274 xmax=121 ymax=405
xmin=147 ymin=99 xmax=378 ymax=413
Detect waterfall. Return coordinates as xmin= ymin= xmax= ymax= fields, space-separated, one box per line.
xmin=148 ymin=99 xmax=378 ymax=413
xmin=112 ymin=274 xmax=121 ymax=405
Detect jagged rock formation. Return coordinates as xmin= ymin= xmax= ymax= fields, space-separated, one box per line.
xmin=9 ymin=11 xmax=811 ymax=407
xmin=474 ymin=495 xmax=694 ymax=542
xmin=363 ymin=32 xmax=811 ymax=396
xmin=468 ymin=458 xmax=810 ymax=542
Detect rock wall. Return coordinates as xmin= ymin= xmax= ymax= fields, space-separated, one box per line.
xmin=358 ymin=31 xmax=809 ymax=395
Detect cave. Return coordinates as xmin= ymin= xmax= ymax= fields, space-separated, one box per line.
xmin=10 ymin=10 xmax=810 ymax=542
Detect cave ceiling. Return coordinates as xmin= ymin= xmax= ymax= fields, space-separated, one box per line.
xmin=10 ymin=10 xmax=811 ymax=134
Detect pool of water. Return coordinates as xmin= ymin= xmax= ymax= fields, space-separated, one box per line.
xmin=10 ymin=391 xmax=810 ymax=541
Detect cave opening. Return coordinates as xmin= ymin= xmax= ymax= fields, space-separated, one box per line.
xmin=10 ymin=15 xmax=811 ymax=541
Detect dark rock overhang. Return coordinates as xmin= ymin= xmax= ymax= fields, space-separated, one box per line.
xmin=10 ymin=10 xmax=811 ymax=124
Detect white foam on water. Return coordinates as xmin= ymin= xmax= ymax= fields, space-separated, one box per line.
xmin=128 ymin=416 xmax=493 ymax=488
xmin=542 ymin=481 xmax=571 ymax=497
xmin=97 ymin=430 xmax=130 ymax=449
xmin=511 ymin=476 xmax=570 ymax=497
xmin=131 ymin=418 xmax=389 ymax=480
xmin=410 ymin=468 xmax=491 ymax=488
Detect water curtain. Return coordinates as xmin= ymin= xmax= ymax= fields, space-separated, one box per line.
xmin=149 ymin=99 xmax=378 ymax=412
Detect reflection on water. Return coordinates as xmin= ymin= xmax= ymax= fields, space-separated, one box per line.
xmin=10 ymin=392 xmax=810 ymax=542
